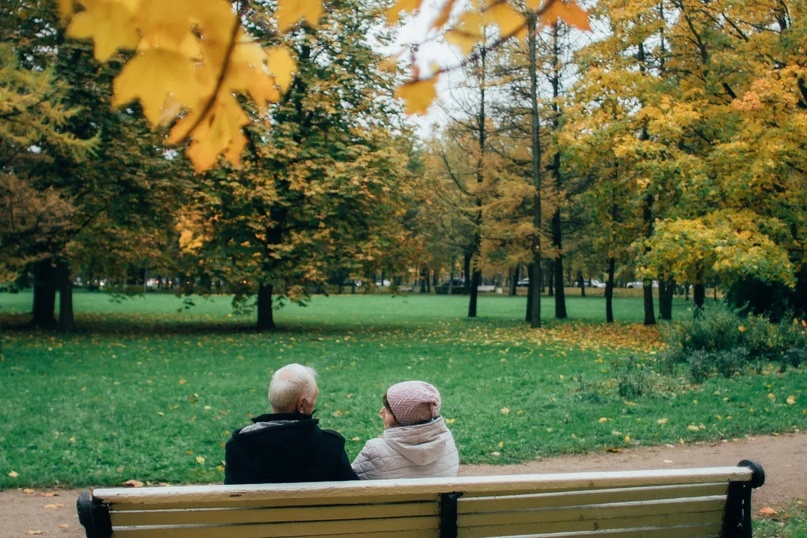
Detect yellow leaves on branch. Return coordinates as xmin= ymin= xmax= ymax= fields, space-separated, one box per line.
xmin=58 ymin=0 xmax=589 ymax=169
xmin=60 ymin=0 xmax=299 ymax=172
xmin=393 ymin=0 xmax=589 ymax=114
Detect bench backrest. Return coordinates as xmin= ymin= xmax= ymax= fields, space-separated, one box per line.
xmin=77 ymin=460 xmax=764 ymax=538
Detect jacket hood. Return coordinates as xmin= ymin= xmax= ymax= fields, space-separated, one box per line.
xmin=382 ymin=417 xmax=450 ymax=466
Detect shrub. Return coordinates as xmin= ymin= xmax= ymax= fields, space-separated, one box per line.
xmin=611 ymin=356 xmax=655 ymax=398
xmin=662 ymin=302 xmax=806 ymax=381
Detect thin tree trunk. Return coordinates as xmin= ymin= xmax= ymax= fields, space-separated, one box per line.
xmin=659 ymin=280 xmax=674 ymax=320
xmin=606 ymin=257 xmax=615 ymax=323
xmin=257 ymin=283 xmax=275 ymax=331
xmin=550 ymin=21 xmax=567 ymax=320
xmin=528 ymin=12 xmax=542 ymax=328
xmin=56 ymin=259 xmax=75 ymax=332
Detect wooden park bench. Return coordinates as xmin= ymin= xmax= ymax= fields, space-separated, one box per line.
xmin=77 ymin=459 xmax=764 ymax=538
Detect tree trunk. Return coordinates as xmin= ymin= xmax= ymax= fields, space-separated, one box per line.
xmin=643 ymin=283 xmax=656 ymax=325
xmin=32 ymin=258 xmax=58 ymax=329
xmin=550 ymin=22 xmax=567 ymax=320
xmin=528 ymin=12 xmax=542 ymax=329
xmin=56 ymin=259 xmax=75 ymax=332
xmin=693 ymin=282 xmax=705 ymax=311
xmin=606 ymin=257 xmax=615 ymax=323
xmin=257 ymin=283 xmax=275 ymax=331
xmin=525 ymin=264 xmax=533 ymax=322
xmin=468 ymin=268 xmax=481 ymax=317
xmin=659 ymin=280 xmax=674 ymax=320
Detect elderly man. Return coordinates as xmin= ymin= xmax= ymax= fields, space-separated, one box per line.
xmin=224 ymin=363 xmax=358 ymax=484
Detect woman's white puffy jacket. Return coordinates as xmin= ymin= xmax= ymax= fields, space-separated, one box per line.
xmin=352 ymin=417 xmax=459 ymax=480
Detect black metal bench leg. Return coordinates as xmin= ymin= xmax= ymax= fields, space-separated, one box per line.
xmin=440 ymin=492 xmax=463 ymax=538
xmin=722 ymin=460 xmax=766 ymax=537
xmin=77 ymin=490 xmax=113 ymax=538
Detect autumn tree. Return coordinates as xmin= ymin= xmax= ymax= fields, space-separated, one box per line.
xmin=174 ymin=0 xmax=416 ymax=330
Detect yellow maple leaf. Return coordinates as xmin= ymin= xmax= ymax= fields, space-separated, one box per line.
xmin=8 ymin=471 xmax=19 ymax=478
xmin=112 ymin=49 xmax=196 ymax=125
xmin=195 ymin=455 xmax=205 ymax=464
xmin=483 ymin=2 xmax=525 ymax=38
xmin=394 ymin=77 xmax=438 ymax=115
xmin=386 ymin=0 xmax=423 ymax=24
xmin=181 ymin=94 xmax=248 ymax=168
xmin=445 ymin=12 xmax=484 ymax=56
xmin=277 ymin=0 xmax=323 ymax=33
xmin=265 ymin=46 xmax=297 ymax=92
xmin=66 ymin=0 xmax=139 ymax=62
xmin=558 ymin=0 xmax=590 ymax=31
xmin=538 ymin=0 xmax=590 ymax=31
xmin=787 ymin=395 xmax=796 ymax=405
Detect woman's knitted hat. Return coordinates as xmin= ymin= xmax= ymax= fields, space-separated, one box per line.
xmin=386 ymin=381 xmax=441 ymax=426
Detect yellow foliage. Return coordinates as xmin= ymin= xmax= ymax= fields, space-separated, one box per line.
xmin=394 ymin=78 xmax=438 ymax=115
xmin=59 ymin=0 xmax=589 ymax=171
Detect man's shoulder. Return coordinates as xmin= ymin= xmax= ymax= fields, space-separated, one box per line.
xmin=320 ymin=428 xmax=347 ymax=442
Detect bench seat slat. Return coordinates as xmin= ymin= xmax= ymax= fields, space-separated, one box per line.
xmin=91 ymin=467 xmax=752 ymax=506
xmin=458 ymin=509 xmax=724 ymax=538
xmin=108 ymin=493 xmax=436 ymax=512
xmin=112 ymin=515 xmax=440 ymax=538
xmin=111 ymin=500 xmax=438 ymax=526
xmin=458 ymin=483 xmax=727 ymax=513
xmin=460 ymin=522 xmax=723 ymax=538
xmin=459 ymin=496 xmax=726 ymax=527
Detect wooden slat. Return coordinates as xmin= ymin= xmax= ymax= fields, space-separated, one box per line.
xmin=459 ymin=496 xmax=726 ymax=528
xmin=111 ymin=500 xmax=438 ymax=526
xmin=113 ymin=514 xmax=440 ymax=538
xmin=458 ymin=483 xmax=727 ymax=513
xmin=91 ymin=466 xmax=752 ymax=507
xmin=457 ymin=523 xmax=722 ymax=538
xmin=109 ymin=493 xmax=437 ymax=512
xmin=458 ymin=509 xmax=724 ymax=538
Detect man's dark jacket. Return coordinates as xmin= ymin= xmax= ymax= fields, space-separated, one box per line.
xmin=224 ymin=412 xmax=359 ymax=484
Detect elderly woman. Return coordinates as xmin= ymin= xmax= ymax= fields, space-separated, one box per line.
xmin=352 ymin=381 xmax=459 ymax=480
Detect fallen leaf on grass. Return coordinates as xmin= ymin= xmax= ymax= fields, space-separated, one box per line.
xmin=758 ymin=507 xmax=777 ymax=517
xmin=122 ymin=479 xmax=144 ymax=488
xmin=500 ymin=407 xmax=510 ymax=415
xmin=23 ymin=488 xmax=35 ymax=494
xmin=787 ymin=395 xmax=796 ymax=405
xmin=8 ymin=471 xmax=19 ymax=478
xmin=606 ymin=447 xmax=622 ymax=453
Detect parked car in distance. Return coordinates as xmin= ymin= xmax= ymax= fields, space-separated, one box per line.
xmin=573 ymin=278 xmax=607 ymax=288
xmin=516 ymin=278 xmax=530 ymax=287
xmin=626 ymin=281 xmax=643 ymax=288
xmin=439 ymin=278 xmax=466 ymax=287
xmin=375 ymin=279 xmax=391 ymax=286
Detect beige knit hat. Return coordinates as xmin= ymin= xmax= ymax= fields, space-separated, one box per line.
xmin=385 ymin=381 xmax=441 ymax=426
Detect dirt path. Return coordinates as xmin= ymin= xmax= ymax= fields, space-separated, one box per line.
xmin=2 ymin=431 xmax=804 ymax=537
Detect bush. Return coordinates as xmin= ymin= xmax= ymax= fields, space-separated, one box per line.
xmin=662 ymin=302 xmax=806 ymax=381
xmin=611 ymin=356 xmax=655 ymax=398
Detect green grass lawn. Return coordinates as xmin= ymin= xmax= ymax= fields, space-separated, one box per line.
xmin=1 ymin=290 xmax=804 ymax=492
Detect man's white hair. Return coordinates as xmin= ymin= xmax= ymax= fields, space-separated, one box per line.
xmin=269 ymin=363 xmax=318 ymax=413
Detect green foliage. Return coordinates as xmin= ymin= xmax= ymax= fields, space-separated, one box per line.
xmin=661 ymin=302 xmax=807 ymax=380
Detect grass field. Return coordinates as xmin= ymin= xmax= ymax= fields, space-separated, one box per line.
xmin=1 ymin=290 xmax=804 ymax=492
